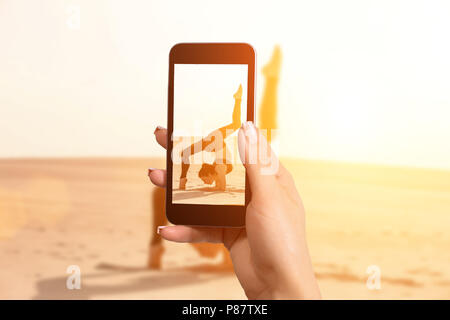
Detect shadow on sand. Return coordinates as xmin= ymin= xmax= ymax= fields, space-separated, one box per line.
xmin=172 ymin=187 xmax=244 ymax=202
xmin=32 ymin=263 xmax=234 ymax=300
xmin=172 ymin=190 xmax=218 ymax=202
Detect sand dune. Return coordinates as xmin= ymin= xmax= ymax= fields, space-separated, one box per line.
xmin=0 ymin=158 xmax=449 ymax=299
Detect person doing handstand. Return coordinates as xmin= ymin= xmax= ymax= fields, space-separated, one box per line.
xmin=178 ymin=84 xmax=243 ymax=192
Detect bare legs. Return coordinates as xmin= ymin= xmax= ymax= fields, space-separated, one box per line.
xmin=179 ymin=84 xmax=242 ymax=190
xmin=148 ymin=187 xmax=166 ymax=269
xmin=215 ymin=83 xmax=242 ymax=141
xmin=148 ymin=186 xmax=232 ymax=271
xmin=147 ymin=83 xmax=245 ymax=269
xmin=259 ymin=46 xmax=282 ymax=143
xmin=232 ymin=84 xmax=242 ymax=129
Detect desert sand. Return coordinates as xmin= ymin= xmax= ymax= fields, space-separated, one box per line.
xmin=172 ymin=163 xmax=245 ymax=205
xmin=1 ymin=157 xmax=450 ymax=299
xmin=172 ymin=135 xmax=245 ymax=205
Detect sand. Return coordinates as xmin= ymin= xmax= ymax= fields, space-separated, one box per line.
xmin=172 ymin=135 xmax=245 ymax=205
xmin=172 ymin=163 xmax=245 ymax=205
xmin=1 ymin=158 xmax=450 ymax=299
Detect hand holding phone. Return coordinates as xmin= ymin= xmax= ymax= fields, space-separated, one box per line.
xmin=148 ymin=43 xmax=320 ymax=299
xmin=149 ymin=123 xmax=321 ymax=299
xmin=166 ymin=43 xmax=255 ymax=227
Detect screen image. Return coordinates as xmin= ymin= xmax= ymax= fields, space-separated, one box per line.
xmin=172 ymin=64 xmax=248 ymax=206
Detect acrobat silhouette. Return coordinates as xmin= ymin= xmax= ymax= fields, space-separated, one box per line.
xmin=178 ymin=84 xmax=242 ymax=192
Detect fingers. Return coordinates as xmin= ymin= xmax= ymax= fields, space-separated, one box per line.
xmin=238 ymin=122 xmax=278 ymax=196
xmin=157 ymin=225 xmax=224 ymax=243
xmin=148 ymin=126 xmax=168 ymax=187
xmin=154 ymin=126 xmax=168 ymax=149
xmin=148 ymin=168 xmax=167 ymax=188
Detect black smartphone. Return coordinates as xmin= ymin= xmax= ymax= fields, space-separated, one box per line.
xmin=166 ymin=43 xmax=256 ymax=227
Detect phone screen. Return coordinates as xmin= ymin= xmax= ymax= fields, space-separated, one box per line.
xmin=172 ymin=64 xmax=248 ymax=206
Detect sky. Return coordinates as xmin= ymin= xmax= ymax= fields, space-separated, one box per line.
xmin=1 ymin=0 xmax=450 ymax=170
xmin=174 ymin=64 xmax=247 ymax=135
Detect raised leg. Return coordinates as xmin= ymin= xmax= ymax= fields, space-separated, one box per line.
xmin=232 ymin=84 xmax=242 ymax=129
xmin=259 ymin=46 xmax=282 ymax=143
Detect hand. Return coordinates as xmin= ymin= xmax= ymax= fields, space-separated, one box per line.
xmin=149 ymin=123 xmax=321 ymax=299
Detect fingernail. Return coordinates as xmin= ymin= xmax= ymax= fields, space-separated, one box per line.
xmin=243 ymin=121 xmax=258 ymax=145
xmin=154 ymin=126 xmax=164 ymax=134
xmin=148 ymin=168 xmax=156 ymax=176
xmin=157 ymin=226 xmax=167 ymax=234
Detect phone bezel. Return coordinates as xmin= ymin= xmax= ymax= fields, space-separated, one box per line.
xmin=166 ymin=43 xmax=255 ymax=227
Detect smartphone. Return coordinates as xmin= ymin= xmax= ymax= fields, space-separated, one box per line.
xmin=166 ymin=43 xmax=255 ymax=227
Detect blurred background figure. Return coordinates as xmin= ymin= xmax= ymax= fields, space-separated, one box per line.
xmin=148 ymin=187 xmax=166 ymax=269
xmin=147 ymin=46 xmax=282 ymax=270
xmin=148 ymin=186 xmax=233 ymax=269
xmin=259 ymin=45 xmax=282 ymax=143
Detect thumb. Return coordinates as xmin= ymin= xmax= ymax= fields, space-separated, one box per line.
xmin=238 ymin=121 xmax=278 ymax=197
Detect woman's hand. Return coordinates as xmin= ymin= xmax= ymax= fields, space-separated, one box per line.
xmin=149 ymin=123 xmax=321 ymax=299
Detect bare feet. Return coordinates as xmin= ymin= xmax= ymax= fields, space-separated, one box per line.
xmin=179 ymin=177 xmax=187 ymax=190
xmin=262 ymin=45 xmax=282 ymax=78
xmin=147 ymin=243 xmax=165 ymax=269
xmin=233 ymin=84 xmax=243 ymax=100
